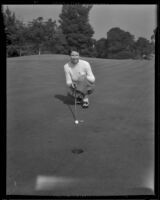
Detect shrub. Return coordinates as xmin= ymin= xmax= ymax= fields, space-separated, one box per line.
xmin=7 ymin=45 xmax=19 ymax=57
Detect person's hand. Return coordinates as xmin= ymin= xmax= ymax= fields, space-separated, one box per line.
xmin=71 ymin=82 xmax=77 ymax=89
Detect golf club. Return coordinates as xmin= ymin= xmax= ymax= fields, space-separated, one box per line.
xmin=74 ymin=86 xmax=84 ymax=125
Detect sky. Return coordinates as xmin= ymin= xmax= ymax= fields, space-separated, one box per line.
xmin=3 ymin=4 xmax=157 ymax=41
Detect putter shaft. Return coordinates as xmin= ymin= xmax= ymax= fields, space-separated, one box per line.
xmin=74 ymin=88 xmax=84 ymax=124
xmin=74 ymin=88 xmax=77 ymax=121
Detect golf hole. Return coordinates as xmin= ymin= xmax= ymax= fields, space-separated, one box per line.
xmin=71 ymin=148 xmax=84 ymax=154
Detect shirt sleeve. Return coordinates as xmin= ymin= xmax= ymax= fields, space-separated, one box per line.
xmin=85 ymin=62 xmax=95 ymax=83
xmin=64 ymin=65 xmax=73 ymax=87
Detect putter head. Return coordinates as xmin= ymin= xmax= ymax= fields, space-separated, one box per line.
xmin=74 ymin=120 xmax=84 ymax=125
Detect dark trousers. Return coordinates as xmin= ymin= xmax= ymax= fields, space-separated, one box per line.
xmin=68 ymin=79 xmax=95 ymax=98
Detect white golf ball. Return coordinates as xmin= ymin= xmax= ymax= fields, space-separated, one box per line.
xmin=75 ymin=120 xmax=79 ymax=124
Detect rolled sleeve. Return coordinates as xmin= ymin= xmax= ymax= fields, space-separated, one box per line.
xmin=86 ymin=63 xmax=95 ymax=83
xmin=64 ymin=65 xmax=72 ymax=87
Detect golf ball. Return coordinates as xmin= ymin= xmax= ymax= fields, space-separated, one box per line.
xmin=75 ymin=120 xmax=79 ymax=124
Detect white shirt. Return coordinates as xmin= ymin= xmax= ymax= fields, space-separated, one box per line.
xmin=64 ymin=59 xmax=95 ymax=86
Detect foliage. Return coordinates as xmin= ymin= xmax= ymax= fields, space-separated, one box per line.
xmin=59 ymin=5 xmax=94 ymax=55
xmin=3 ymin=6 xmax=155 ymax=59
xmin=49 ymin=27 xmax=68 ymax=54
xmin=107 ymin=27 xmax=135 ymax=54
xmin=27 ymin=17 xmax=48 ymax=54
xmin=135 ymin=37 xmax=153 ymax=57
xmin=3 ymin=6 xmax=16 ymax=46
xmin=95 ymin=38 xmax=108 ymax=58
xmin=3 ymin=6 xmax=28 ymax=56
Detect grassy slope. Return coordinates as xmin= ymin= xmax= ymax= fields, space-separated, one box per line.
xmin=7 ymin=54 xmax=154 ymax=195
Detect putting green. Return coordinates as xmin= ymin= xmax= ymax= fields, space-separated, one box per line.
xmin=7 ymin=54 xmax=154 ymax=195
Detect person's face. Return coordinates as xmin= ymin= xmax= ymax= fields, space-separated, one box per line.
xmin=70 ymin=51 xmax=79 ymax=65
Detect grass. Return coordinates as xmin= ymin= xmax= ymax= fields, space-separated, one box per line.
xmin=7 ymin=54 xmax=154 ymax=196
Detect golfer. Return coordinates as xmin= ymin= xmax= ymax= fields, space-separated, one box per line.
xmin=64 ymin=49 xmax=95 ymax=108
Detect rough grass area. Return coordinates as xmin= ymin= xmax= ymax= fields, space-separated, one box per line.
xmin=7 ymin=54 xmax=154 ymax=195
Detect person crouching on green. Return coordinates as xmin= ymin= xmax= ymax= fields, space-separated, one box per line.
xmin=64 ymin=49 xmax=95 ymax=108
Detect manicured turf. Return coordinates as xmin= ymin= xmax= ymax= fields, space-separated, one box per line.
xmin=7 ymin=54 xmax=154 ymax=195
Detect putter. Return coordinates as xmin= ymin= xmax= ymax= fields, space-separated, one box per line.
xmin=74 ymin=86 xmax=84 ymax=125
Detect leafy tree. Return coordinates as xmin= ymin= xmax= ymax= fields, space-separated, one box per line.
xmin=27 ymin=17 xmax=48 ymax=55
xmin=3 ymin=6 xmax=16 ymax=45
xmin=107 ymin=27 xmax=135 ymax=57
xmin=95 ymin=38 xmax=108 ymax=58
xmin=135 ymin=37 xmax=153 ymax=58
xmin=44 ymin=18 xmax=57 ymax=41
xmin=3 ymin=6 xmax=27 ymax=56
xmin=26 ymin=17 xmax=61 ymax=55
xmin=25 ymin=17 xmax=60 ymax=55
xmin=59 ymin=5 xmax=94 ymax=56
xmin=13 ymin=20 xmax=28 ymax=56
xmin=48 ymin=26 xmax=68 ymax=54
xmin=41 ymin=18 xmax=59 ymax=53
xmin=3 ymin=6 xmax=18 ymax=56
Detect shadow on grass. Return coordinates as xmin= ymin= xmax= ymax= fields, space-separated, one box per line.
xmin=54 ymin=94 xmax=74 ymax=105
xmin=54 ymin=94 xmax=76 ymax=120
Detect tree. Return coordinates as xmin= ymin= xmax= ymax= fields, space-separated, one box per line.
xmin=95 ymin=38 xmax=108 ymax=58
xmin=14 ymin=20 xmax=28 ymax=56
xmin=44 ymin=18 xmax=57 ymax=41
xmin=41 ymin=18 xmax=58 ymax=53
xmin=27 ymin=17 xmax=47 ymax=55
xmin=135 ymin=37 xmax=153 ymax=58
xmin=25 ymin=17 xmax=60 ymax=55
xmin=3 ymin=6 xmax=69 ymax=56
xmin=59 ymin=5 xmax=94 ymax=56
xmin=48 ymin=26 xmax=68 ymax=54
xmin=3 ymin=6 xmax=16 ymax=45
xmin=107 ymin=27 xmax=135 ymax=58
xmin=3 ymin=6 xmax=27 ymax=56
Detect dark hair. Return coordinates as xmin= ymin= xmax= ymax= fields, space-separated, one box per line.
xmin=68 ymin=48 xmax=80 ymax=55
